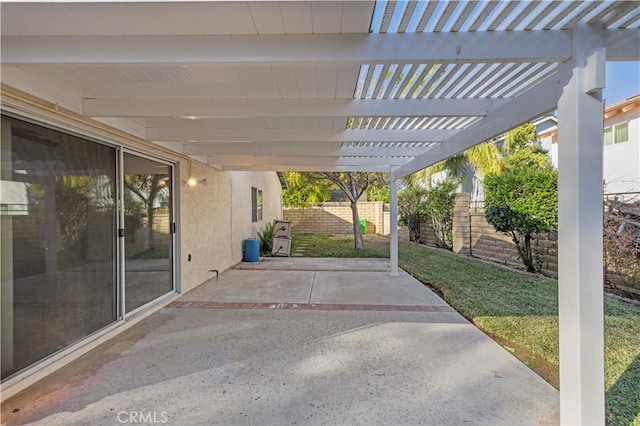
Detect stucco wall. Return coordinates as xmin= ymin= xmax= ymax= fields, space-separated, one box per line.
xmin=180 ymin=163 xmax=282 ymax=294
xmin=0 ymin=77 xmax=283 ymax=296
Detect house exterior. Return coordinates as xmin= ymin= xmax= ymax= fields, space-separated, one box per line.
xmin=1 ymin=2 xmax=638 ymax=423
xmin=0 ymin=86 xmax=285 ymax=389
xmin=537 ymin=94 xmax=640 ymax=198
xmin=451 ymin=96 xmax=639 ymax=204
xmin=433 ymin=116 xmax=560 ymax=205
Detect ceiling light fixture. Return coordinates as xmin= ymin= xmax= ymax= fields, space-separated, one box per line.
xmin=185 ymin=158 xmax=205 ymax=187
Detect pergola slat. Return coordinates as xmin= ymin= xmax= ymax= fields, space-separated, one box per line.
xmin=146 ymin=127 xmax=460 ymax=143
xmin=1 ymin=4 xmax=639 ymax=424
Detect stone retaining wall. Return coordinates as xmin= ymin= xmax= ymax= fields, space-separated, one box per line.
xmin=421 ymin=193 xmax=558 ymax=276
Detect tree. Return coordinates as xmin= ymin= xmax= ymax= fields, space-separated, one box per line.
xmin=398 ymin=183 xmax=428 ymax=242
xmin=484 ymin=166 xmax=558 ymax=272
xmin=55 ymin=176 xmax=93 ymax=251
xmin=422 ymin=122 xmax=547 ymax=186
xmin=424 ymin=180 xmax=458 ymax=249
xmin=124 ymin=174 xmax=165 ymax=251
xmin=502 ymin=122 xmax=537 ymax=155
xmin=366 ymin=175 xmax=390 ymax=203
xmin=500 ymin=122 xmax=550 ymax=170
xmin=282 ymin=172 xmax=332 ymax=207
xmin=603 ymin=195 xmax=640 ymax=289
xmin=317 ymin=172 xmax=387 ymax=250
xmin=425 ymin=142 xmax=502 ymax=184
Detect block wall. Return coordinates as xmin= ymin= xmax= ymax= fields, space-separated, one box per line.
xmin=283 ymin=202 xmax=385 ymax=235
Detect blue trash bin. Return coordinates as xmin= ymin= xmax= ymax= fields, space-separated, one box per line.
xmin=243 ymin=238 xmax=260 ymax=262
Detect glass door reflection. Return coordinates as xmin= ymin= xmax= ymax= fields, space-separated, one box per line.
xmin=123 ymin=153 xmax=173 ymax=313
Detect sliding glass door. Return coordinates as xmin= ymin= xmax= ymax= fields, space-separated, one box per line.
xmin=122 ymin=153 xmax=173 ymax=313
xmin=1 ymin=115 xmax=176 ymax=380
xmin=1 ymin=116 xmax=118 ymax=378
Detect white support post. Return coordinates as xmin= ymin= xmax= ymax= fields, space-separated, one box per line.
xmin=390 ymin=173 xmax=399 ymax=277
xmin=557 ymin=23 xmax=606 ymax=426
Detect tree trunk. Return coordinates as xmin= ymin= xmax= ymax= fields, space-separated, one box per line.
xmin=409 ymin=214 xmax=420 ymax=242
xmin=512 ymin=231 xmax=535 ymax=272
xmin=524 ymin=234 xmax=534 ymax=272
xmin=432 ymin=215 xmax=444 ymax=248
xmin=350 ymin=201 xmax=364 ymax=251
xmin=145 ymin=202 xmax=155 ymax=251
xmin=144 ymin=177 xmax=161 ymax=252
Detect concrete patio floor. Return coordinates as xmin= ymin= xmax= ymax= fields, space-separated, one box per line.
xmin=1 ymin=258 xmax=559 ymax=425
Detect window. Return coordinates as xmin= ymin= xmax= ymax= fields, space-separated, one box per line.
xmin=604 ymin=126 xmax=613 ymax=146
xmin=251 ymin=187 xmax=263 ymax=222
xmin=604 ymin=122 xmax=629 ymax=146
xmin=615 ymin=122 xmax=628 ymax=143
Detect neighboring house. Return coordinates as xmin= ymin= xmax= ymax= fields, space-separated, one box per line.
xmin=442 ymin=95 xmax=639 ymax=204
xmin=433 ymin=116 xmax=559 ymax=205
xmin=538 ymin=94 xmax=640 ymax=198
xmin=533 ymin=115 xmax=559 ymax=166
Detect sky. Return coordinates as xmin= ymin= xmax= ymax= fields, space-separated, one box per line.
xmin=604 ymin=61 xmax=640 ymax=105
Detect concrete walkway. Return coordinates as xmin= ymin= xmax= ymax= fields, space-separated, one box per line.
xmin=1 ymin=258 xmax=559 ymax=425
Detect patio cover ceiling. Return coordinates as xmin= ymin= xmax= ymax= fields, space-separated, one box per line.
xmin=1 ymin=1 xmax=639 ymax=176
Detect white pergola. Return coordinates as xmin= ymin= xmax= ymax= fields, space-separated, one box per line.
xmin=2 ymin=1 xmax=639 ymax=424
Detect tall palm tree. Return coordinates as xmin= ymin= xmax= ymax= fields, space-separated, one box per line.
xmin=408 ymin=141 xmax=501 ymax=188
xmin=412 ymin=122 xmax=539 ymax=187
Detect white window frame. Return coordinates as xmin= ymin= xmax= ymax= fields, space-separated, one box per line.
xmin=251 ymin=187 xmax=263 ymax=223
xmin=604 ymin=121 xmax=629 ymax=146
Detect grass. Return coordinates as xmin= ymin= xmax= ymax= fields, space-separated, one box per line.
xmin=292 ymin=234 xmax=640 ymax=426
xmin=291 ymin=233 xmax=390 ymax=258
xmin=125 ymin=231 xmax=170 ymax=259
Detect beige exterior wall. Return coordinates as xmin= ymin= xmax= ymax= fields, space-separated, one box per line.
xmin=0 ymin=83 xmax=284 ymax=395
xmin=0 ymin=83 xmax=283 ymax=296
xmin=180 ymin=164 xmax=282 ymax=293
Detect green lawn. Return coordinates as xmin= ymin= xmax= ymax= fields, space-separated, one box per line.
xmin=291 ymin=233 xmax=390 ymax=258
xmin=291 ymin=234 xmax=640 ymax=426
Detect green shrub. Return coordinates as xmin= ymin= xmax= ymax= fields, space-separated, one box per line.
xmin=484 ymin=166 xmax=557 ymax=272
xmin=398 ymin=184 xmax=428 ymax=242
xmin=424 ymin=180 xmax=458 ymax=249
xmin=257 ymin=222 xmax=275 ymax=255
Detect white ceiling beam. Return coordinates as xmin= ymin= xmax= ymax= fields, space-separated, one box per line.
xmin=604 ymin=28 xmax=640 ymax=60
xmin=222 ymin=164 xmax=395 ymax=172
xmin=83 ymin=98 xmax=505 ymax=118
xmin=184 ymin=143 xmax=432 ymax=157
xmin=394 ymin=70 xmax=568 ymax=179
xmin=6 ymin=29 xmax=632 ymax=66
xmin=2 ymin=31 xmax=572 ymax=65
xmin=207 ymin=156 xmax=411 ymax=167
xmin=148 ymin=128 xmax=459 ymax=143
